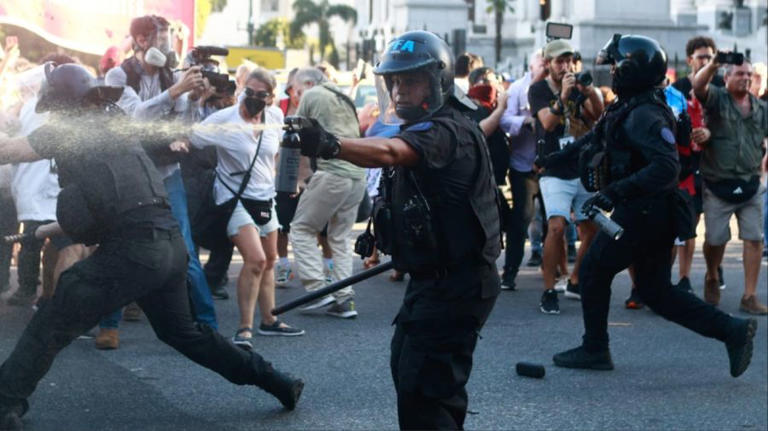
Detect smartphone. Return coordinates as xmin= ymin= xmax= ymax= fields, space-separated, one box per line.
xmin=715 ymin=51 xmax=744 ymax=65
xmin=546 ymin=22 xmax=573 ymax=40
xmin=354 ymin=59 xmax=368 ymax=81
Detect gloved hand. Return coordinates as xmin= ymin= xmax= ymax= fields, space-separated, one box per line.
xmin=297 ymin=118 xmax=341 ymax=160
xmin=582 ymin=190 xmax=616 ymax=213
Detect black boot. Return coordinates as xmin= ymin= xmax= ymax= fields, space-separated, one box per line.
xmin=0 ymin=398 xmax=28 ymax=431
xmin=553 ymin=345 xmax=614 ymax=370
xmin=726 ymin=318 xmax=757 ymax=378
xmin=259 ymin=368 xmax=304 ymax=410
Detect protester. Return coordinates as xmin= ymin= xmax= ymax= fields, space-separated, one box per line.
xmin=693 ymin=57 xmax=768 ymax=315
xmin=189 ymin=68 xmax=304 ymax=347
xmin=454 ymin=52 xmax=483 ymax=93
xmin=289 ymin=67 xmax=366 ymax=319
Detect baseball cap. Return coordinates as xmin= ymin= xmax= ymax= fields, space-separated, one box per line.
xmin=544 ymin=39 xmax=574 ymax=59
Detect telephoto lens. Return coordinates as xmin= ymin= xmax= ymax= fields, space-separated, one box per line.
xmin=516 ymin=362 xmax=546 ymax=378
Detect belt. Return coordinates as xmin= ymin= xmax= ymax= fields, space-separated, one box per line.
xmin=409 ymin=261 xmax=491 ymax=281
xmin=112 ymin=226 xmax=180 ymax=241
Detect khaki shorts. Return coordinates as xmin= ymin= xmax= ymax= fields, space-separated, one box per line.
xmin=703 ymin=183 xmax=765 ymax=245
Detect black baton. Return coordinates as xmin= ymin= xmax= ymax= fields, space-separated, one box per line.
xmin=271 ymin=261 xmax=395 ymax=315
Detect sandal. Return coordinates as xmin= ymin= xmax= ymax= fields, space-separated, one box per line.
xmin=232 ymin=327 xmax=253 ymax=350
xmin=363 ymin=257 xmax=380 ymax=269
xmin=389 ymin=271 xmax=405 ymax=282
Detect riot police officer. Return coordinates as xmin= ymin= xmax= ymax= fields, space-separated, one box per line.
xmin=0 ymin=63 xmax=302 ymax=430
xmin=291 ymin=31 xmax=501 ymax=429
xmin=550 ymin=35 xmax=757 ymax=377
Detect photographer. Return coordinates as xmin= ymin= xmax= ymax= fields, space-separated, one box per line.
xmin=552 ymin=34 xmax=757 ymax=378
xmin=529 ymin=39 xmax=603 ymax=314
xmin=693 ymin=56 xmax=768 ymax=315
xmin=189 ymin=68 xmax=304 ymax=347
xmin=103 ymin=15 xmax=218 ymax=346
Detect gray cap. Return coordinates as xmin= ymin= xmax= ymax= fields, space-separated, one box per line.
xmin=544 ymin=39 xmax=574 ymax=59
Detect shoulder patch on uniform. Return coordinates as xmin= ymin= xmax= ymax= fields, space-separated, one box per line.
xmin=404 ymin=121 xmax=434 ymax=132
xmin=660 ymin=127 xmax=676 ymax=145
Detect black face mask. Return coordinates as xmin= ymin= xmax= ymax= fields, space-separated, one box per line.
xmin=244 ymin=97 xmax=266 ymax=117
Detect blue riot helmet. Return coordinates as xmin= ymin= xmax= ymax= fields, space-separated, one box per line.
xmin=373 ymin=31 xmax=454 ymax=122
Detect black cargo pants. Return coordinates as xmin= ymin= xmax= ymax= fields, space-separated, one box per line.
xmin=579 ymin=196 xmax=736 ymax=352
xmin=0 ymin=228 xmax=276 ymax=409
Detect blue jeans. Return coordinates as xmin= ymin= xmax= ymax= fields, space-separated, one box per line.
xmin=100 ymin=169 xmax=218 ymax=330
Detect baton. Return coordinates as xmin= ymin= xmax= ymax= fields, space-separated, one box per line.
xmin=272 ymin=261 xmax=394 ymax=315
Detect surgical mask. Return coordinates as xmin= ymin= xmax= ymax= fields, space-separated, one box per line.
xmin=244 ymin=97 xmax=266 ymax=117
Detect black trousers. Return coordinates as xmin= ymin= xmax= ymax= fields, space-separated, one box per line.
xmin=580 ymin=197 xmax=734 ymax=351
xmin=203 ymin=241 xmax=234 ymax=287
xmin=390 ymin=270 xmax=497 ymax=430
xmin=0 ymin=196 xmax=16 ymax=292
xmin=16 ymin=220 xmax=54 ymax=296
xmin=0 ymin=228 xmax=276 ymax=406
xmin=503 ymin=170 xmax=538 ymax=279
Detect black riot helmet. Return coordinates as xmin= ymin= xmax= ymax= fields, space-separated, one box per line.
xmin=36 ymin=62 xmax=123 ymax=114
xmin=596 ymin=34 xmax=667 ymax=96
xmin=373 ymin=31 xmax=454 ymax=122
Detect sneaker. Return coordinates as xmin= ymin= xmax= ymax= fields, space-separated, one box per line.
xmin=725 ymin=318 xmax=757 ymax=377
xmin=704 ymin=276 xmax=720 ymax=306
xmin=122 ymin=302 xmax=142 ymax=322
xmin=258 ymin=320 xmax=305 ymax=336
xmin=299 ymin=295 xmax=335 ymax=312
xmin=553 ymin=278 xmax=568 ymax=293
xmin=325 ymin=300 xmax=358 ymax=319
xmin=625 ymin=288 xmax=644 ymax=310
xmin=675 ymin=276 xmax=693 ymax=294
xmin=324 ymin=262 xmax=334 ymax=284
xmin=232 ymin=327 xmax=253 ymax=351
xmin=739 ymin=296 xmax=768 ymax=315
xmin=261 ymin=370 xmax=304 ymax=411
xmin=5 ymin=291 xmax=36 ymax=307
xmin=209 ymin=283 xmax=229 ymax=300
xmin=526 ymin=251 xmax=542 ymax=267
xmin=553 ymin=345 xmax=614 ymax=370
xmin=564 ymin=280 xmax=581 ymax=300
xmin=567 ymin=244 xmax=577 ymax=263
xmin=94 ymin=328 xmax=119 ymax=350
xmin=540 ymin=289 xmax=560 ymax=314
xmin=717 ymin=266 xmax=726 ymax=290
xmin=500 ymin=272 xmax=516 ymax=291
xmin=275 ymin=262 xmax=293 ymax=286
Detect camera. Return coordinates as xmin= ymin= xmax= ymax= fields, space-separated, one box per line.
xmin=715 ymin=51 xmax=744 ymax=65
xmin=575 ymin=70 xmax=593 ymax=87
xmin=187 ymin=46 xmax=236 ymax=95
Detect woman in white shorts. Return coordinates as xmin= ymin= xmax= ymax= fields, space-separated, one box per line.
xmin=190 ymin=68 xmax=304 ymax=349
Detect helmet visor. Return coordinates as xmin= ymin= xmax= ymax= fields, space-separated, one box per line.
xmin=375 ymin=75 xmax=402 ymax=125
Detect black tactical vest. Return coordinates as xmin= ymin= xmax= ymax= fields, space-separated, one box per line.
xmin=384 ymin=107 xmax=501 ymax=272
xmin=54 ymin=115 xmax=169 ymax=245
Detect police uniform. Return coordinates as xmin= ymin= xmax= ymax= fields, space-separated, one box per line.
xmin=0 ymin=65 xmax=302 ymax=428
xmin=553 ymin=35 xmax=757 ymax=377
xmin=387 ymin=101 xmax=501 ymax=429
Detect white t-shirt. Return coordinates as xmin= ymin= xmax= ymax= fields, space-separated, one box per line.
xmin=190 ymin=105 xmax=282 ymax=204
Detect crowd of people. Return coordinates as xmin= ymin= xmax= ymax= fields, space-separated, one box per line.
xmin=0 ymin=14 xmax=766 ymax=430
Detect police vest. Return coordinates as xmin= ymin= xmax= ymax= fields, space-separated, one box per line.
xmin=55 ymin=115 xmax=169 ymax=245
xmin=580 ymin=90 xmax=677 ymax=191
xmin=382 ymin=111 xmax=501 ymax=272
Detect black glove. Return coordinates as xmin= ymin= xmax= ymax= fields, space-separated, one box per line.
xmin=582 ymin=190 xmax=616 ymax=213
xmin=297 ymin=118 xmax=341 ymax=160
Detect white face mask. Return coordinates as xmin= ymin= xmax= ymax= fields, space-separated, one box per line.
xmin=144 ymin=47 xmax=168 ymax=68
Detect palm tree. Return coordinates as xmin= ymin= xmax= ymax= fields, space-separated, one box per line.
xmin=291 ymin=0 xmax=357 ymax=66
xmin=486 ymin=0 xmax=515 ymax=67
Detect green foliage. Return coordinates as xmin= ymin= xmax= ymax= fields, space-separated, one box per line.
xmin=485 ymin=0 xmax=515 ymax=14
xmin=254 ymin=18 xmax=306 ymax=49
xmin=291 ymin=0 xmax=356 ymax=66
xmin=211 ymin=0 xmax=228 ymax=12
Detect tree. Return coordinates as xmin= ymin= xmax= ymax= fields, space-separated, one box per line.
xmin=291 ymin=0 xmax=357 ymax=67
xmin=254 ymin=18 xmax=306 ymax=49
xmin=486 ymin=0 xmax=515 ymax=67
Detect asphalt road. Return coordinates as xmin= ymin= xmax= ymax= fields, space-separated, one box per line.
xmin=0 ymin=235 xmax=766 ymax=430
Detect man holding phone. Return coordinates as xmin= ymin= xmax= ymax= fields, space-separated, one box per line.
xmin=693 ymin=55 xmax=768 ymax=315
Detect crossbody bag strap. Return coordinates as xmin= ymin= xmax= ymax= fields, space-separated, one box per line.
xmin=216 ymin=111 xmax=266 ymax=200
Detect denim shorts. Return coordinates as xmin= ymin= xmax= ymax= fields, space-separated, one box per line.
xmin=227 ymin=200 xmax=279 ymax=237
xmin=539 ymin=176 xmax=593 ymax=223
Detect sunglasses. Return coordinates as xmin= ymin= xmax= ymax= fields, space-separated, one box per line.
xmin=245 ymin=88 xmax=273 ymax=99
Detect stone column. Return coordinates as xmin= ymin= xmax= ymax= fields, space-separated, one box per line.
xmin=672 ymin=0 xmax=698 ymax=25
